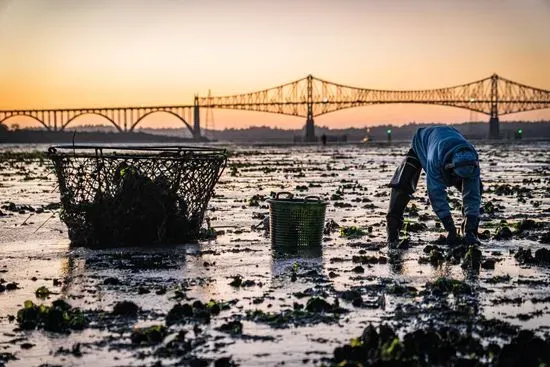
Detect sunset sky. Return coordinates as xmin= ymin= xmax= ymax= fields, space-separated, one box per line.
xmin=1 ymin=0 xmax=549 ymax=130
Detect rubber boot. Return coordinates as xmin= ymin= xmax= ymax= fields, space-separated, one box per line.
xmin=386 ymin=188 xmax=411 ymax=247
xmin=464 ymin=215 xmax=480 ymax=246
xmin=441 ymin=215 xmax=458 ymax=247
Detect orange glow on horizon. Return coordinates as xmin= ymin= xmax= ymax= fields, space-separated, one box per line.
xmin=1 ymin=0 xmax=549 ymax=130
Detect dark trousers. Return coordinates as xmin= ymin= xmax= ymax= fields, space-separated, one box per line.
xmin=386 ymin=148 xmax=422 ymax=242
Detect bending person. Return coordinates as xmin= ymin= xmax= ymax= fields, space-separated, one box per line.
xmin=386 ymin=126 xmax=481 ymax=248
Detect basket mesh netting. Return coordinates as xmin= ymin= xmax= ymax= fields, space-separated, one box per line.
xmin=268 ymin=193 xmax=327 ymax=248
xmin=48 ymin=145 xmax=227 ymax=247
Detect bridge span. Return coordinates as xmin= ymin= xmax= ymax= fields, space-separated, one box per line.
xmin=1 ymin=74 xmax=549 ymax=140
xmin=198 ymin=74 xmax=550 ymax=140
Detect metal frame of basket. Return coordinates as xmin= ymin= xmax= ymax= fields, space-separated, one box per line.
xmin=48 ymin=145 xmax=227 ymax=247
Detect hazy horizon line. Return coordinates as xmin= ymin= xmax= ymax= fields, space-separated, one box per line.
xmin=6 ymin=119 xmax=550 ymax=132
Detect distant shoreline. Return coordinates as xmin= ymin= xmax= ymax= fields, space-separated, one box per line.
xmin=1 ymin=120 xmax=549 ymax=144
xmin=0 ymin=130 xmax=197 ymax=144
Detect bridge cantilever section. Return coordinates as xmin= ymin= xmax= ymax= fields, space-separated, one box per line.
xmin=197 ymin=74 xmax=550 ymax=140
xmin=197 ymin=76 xmax=312 ymax=117
xmin=0 ymin=105 xmax=198 ymax=138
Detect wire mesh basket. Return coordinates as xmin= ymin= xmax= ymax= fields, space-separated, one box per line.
xmin=267 ymin=192 xmax=327 ymax=248
xmin=48 ymin=145 xmax=227 ymax=248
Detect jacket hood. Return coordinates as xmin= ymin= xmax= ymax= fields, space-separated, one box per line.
xmin=451 ymin=149 xmax=478 ymax=178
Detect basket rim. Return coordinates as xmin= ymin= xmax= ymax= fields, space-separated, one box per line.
xmin=267 ymin=198 xmax=328 ymax=206
xmin=47 ymin=144 xmax=227 ymax=156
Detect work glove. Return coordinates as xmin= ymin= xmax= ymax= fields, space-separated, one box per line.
xmin=463 ymin=215 xmax=481 ymax=246
xmin=441 ymin=215 xmax=458 ymax=246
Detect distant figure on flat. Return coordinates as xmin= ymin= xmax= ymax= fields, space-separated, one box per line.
xmin=386 ymin=126 xmax=481 ymax=248
xmin=321 ymin=134 xmax=327 ymax=146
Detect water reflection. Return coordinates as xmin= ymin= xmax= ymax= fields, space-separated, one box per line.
xmin=387 ymin=248 xmax=404 ymax=275
xmin=58 ymin=253 xmax=84 ymax=296
xmin=271 ymin=245 xmax=324 ymax=288
xmin=57 ymin=245 xmax=193 ymax=303
xmin=272 ymin=245 xmax=322 ymax=260
xmin=462 ymin=262 xmax=481 ymax=281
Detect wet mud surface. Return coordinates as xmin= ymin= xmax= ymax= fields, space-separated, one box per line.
xmin=0 ymin=142 xmax=549 ymax=366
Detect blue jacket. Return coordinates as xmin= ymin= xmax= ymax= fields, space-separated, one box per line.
xmin=411 ymin=126 xmax=481 ymax=219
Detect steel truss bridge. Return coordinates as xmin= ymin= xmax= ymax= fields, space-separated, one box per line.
xmin=1 ymin=73 xmax=549 ymax=140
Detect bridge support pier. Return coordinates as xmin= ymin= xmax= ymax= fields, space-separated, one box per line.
xmin=489 ymin=74 xmax=500 ymax=140
xmin=305 ymin=117 xmax=316 ymax=142
xmin=489 ymin=116 xmax=500 ymax=139
xmin=193 ymin=96 xmax=202 ymax=141
xmin=304 ymin=75 xmax=316 ymax=142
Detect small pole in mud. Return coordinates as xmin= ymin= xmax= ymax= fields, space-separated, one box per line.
xmin=21 ymin=213 xmax=33 ymax=226
xmin=33 ymin=212 xmax=56 ymax=233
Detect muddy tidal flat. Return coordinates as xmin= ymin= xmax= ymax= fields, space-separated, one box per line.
xmin=1 ymin=141 xmax=550 ymax=366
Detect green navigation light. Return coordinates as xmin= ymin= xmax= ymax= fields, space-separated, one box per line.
xmin=387 ymin=129 xmax=392 ymax=134
xmin=518 ymin=129 xmax=523 ymax=134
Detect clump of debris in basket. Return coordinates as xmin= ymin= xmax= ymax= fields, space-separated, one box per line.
xmin=64 ymin=164 xmax=195 ymax=247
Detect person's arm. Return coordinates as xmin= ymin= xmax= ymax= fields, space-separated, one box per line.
xmin=427 ymin=168 xmax=457 ymax=245
xmin=462 ymin=176 xmax=481 ymax=217
xmin=426 ymin=170 xmax=451 ymax=220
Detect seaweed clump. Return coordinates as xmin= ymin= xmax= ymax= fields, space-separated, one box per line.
xmin=423 ymin=277 xmax=472 ymax=296
xmin=16 ymin=299 xmax=87 ymax=332
xmin=461 ymin=245 xmax=482 ymax=270
xmin=166 ymin=300 xmax=228 ymax=325
xmin=340 ymin=226 xmax=366 ymax=238
xmin=130 ymin=324 xmax=167 ymax=346
xmin=331 ymin=324 xmax=550 ymax=366
xmin=514 ymin=247 xmax=550 ymax=266
xmin=245 ymin=297 xmax=346 ymax=329
xmin=418 ymin=245 xmax=445 ymax=267
xmin=112 ymin=301 xmax=139 ymax=317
